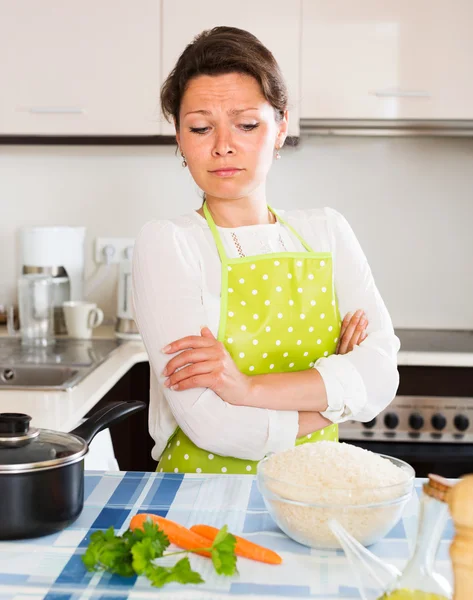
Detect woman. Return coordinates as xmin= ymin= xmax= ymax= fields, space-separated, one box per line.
xmin=132 ymin=26 xmax=400 ymax=474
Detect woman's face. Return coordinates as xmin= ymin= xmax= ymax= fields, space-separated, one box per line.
xmin=176 ymin=72 xmax=288 ymax=201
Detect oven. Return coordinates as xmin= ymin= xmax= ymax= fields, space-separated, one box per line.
xmin=338 ymin=329 xmax=473 ymax=478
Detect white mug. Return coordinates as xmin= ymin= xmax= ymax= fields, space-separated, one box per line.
xmin=63 ymin=301 xmax=104 ymax=339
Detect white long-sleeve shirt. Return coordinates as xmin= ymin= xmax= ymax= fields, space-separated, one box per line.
xmin=132 ymin=207 xmax=400 ymax=462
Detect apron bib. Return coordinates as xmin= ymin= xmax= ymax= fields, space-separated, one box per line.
xmin=158 ymin=203 xmax=341 ymax=474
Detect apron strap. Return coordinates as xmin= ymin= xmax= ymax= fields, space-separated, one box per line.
xmin=204 ymin=200 xmax=316 ymax=256
xmin=203 ymin=201 xmax=229 ymax=264
xmin=268 ymin=206 xmax=315 ymax=253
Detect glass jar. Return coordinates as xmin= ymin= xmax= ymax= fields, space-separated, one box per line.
xmin=379 ymin=475 xmax=452 ymax=600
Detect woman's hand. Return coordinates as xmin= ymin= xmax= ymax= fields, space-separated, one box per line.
xmin=336 ymin=309 xmax=368 ymax=355
xmin=161 ymin=327 xmax=251 ymax=405
xmin=297 ymin=411 xmax=333 ymax=438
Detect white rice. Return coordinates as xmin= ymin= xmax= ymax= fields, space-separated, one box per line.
xmin=260 ymin=441 xmax=412 ymax=548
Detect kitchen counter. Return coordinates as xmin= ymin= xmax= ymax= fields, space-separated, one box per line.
xmin=0 ymin=472 xmax=454 ymax=600
xmin=0 ymin=328 xmax=148 ymax=470
xmin=396 ymin=328 xmax=473 ymax=367
xmin=1 ymin=326 xmax=473 ymax=435
xmin=0 ymin=327 xmax=148 ymax=431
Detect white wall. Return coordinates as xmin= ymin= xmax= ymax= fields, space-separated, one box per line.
xmin=1 ymin=135 xmax=473 ymax=329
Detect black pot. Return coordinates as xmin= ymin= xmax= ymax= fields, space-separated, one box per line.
xmin=0 ymin=401 xmax=145 ymax=540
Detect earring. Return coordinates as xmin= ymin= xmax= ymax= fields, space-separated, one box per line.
xmin=275 ymin=146 xmax=281 ymax=160
xmin=180 ymin=151 xmax=187 ymax=168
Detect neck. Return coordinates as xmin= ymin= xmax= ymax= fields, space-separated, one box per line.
xmin=199 ymin=188 xmax=275 ymax=228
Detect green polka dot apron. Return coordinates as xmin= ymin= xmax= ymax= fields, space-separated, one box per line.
xmin=158 ymin=202 xmax=341 ymax=474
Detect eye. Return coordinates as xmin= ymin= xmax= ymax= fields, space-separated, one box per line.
xmin=189 ymin=127 xmax=209 ymax=135
xmin=240 ymin=123 xmax=260 ymax=131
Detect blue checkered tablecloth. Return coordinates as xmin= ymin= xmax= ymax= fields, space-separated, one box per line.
xmin=0 ymin=472 xmax=454 ymax=600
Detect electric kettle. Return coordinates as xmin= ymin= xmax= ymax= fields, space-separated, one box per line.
xmin=115 ymin=249 xmax=140 ymax=340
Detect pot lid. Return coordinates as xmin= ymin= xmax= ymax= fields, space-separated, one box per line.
xmin=0 ymin=413 xmax=87 ymax=473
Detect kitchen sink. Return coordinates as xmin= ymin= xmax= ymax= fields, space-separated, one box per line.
xmin=0 ymin=338 xmax=122 ymax=391
xmin=0 ymin=365 xmax=86 ymax=390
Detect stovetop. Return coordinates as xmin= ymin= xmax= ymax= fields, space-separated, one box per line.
xmin=396 ymin=328 xmax=473 ymax=353
xmin=339 ymin=328 xmax=473 ymax=444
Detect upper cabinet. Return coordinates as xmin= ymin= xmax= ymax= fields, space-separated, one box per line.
xmin=301 ymin=0 xmax=473 ymax=121
xmin=2 ymin=1 xmax=472 ymax=139
xmin=0 ymin=0 xmax=161 ymax=136
xmin=161 ymin=0 xmax=301 ymax=137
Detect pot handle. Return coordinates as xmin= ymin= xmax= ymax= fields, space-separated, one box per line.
xmin=69 ymin=401 xmax=146 ymax=446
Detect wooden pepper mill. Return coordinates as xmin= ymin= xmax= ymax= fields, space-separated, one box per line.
xmin=448 ymin=474 xmax=473 ymax=600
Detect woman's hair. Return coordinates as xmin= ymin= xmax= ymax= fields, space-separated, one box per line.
xmin=160 ymin=26 xmax=288 ymax=130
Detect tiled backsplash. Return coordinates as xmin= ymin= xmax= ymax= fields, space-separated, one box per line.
xmin=1 ymin=136 xmax=473 ymax=329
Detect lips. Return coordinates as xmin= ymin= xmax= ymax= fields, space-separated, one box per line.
xmin=210 ymin=168 xmax=243 ymax=177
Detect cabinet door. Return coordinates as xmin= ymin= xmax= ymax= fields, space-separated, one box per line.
xmin=161 ymin=0 xmax=301 ymax=137
xmin=301 ymin=0 xmax=473 ymax=120
xmin=0 ymin=0 xmax=161 ymax=135
xmin=89 ymin=362 xmax=157 ymax=472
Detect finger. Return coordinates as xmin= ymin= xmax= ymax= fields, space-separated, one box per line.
xmin=164 ymin=361 xmax=221 ymax=391
xmin=200 ymin=326 xmax=216 ymax=339
xmin=337 ymin=325 xmax=347 ymax=352
xmin=163 ymin=347 xmax=218 ymax=376
xmin=340 ymin=312 xmax=353 ymax=337
xmin=336 ymin=311 xmax=358 ymax=354
xmin=359 ymin=319 xmax=369 ymax=344
xmin=335 ymin=312 xmax=353 ymax=353
xmin=344 ymin=317 xmax=368 ymax=354
xmin=346 ymin=328 xmax=363 ymax=353
xmin=161 ymin=335 xmax=215 ymax=354
xmin=337 ymin=309 xmax=364 ymax=354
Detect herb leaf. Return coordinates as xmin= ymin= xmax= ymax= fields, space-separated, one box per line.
xmin=81 ymin=521 xmax=237 ymax=587
xmin=210 ymin=526 xmax=238 ymax=576
xmin=146 ymin=557 xmax=204 ymax=588
xmin=82 ymin=527 xmax=135 ymax=577
xmin=132 ymin=537 xmax=161 ymax=575
xmin=123 ymin=520 xmax=169 ymax=547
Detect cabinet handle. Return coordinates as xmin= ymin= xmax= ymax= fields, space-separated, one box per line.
xmin=370 ymin=89 xmax=431 ymax=98
xmin=27 ymin=107 xmax=85 ymax=114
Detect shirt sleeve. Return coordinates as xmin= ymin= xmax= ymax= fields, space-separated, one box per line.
xmin=314 ymin=208 xmax=400 ymax=423
xmin=131 ymin=219 xmax=299 ymax=461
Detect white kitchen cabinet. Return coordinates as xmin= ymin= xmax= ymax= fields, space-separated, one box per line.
xmin=84 ymin=429 xmax=119 ymax=472
xmin=161 ymin=0 xmax=301 ymax=137
xmin=301 ymin=0 xmax=473 ymax=120
xmin=0 ymin=0 xmax=161 ymax=135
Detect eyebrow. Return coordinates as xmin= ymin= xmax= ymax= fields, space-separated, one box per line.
xmin=184 ymin=107 xmax=259 ymax=117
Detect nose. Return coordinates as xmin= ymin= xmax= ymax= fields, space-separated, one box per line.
xmin=211 ymin=128 xmax=235 ymax=158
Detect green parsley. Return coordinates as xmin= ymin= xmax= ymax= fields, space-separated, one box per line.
xmin=210 ymin=525 xmax=238 ymax=576
xmin=82 ymin=521 xmax=237 ymax=588
xmin=145 ymin=557 xmax=205 ymax=587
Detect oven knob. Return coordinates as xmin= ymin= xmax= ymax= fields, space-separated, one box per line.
xmin=454 ymin=414 xmax=470 ymax=432
xmin=431 ymin=413 xmax=447 ymax=431
xmin=362 ymin=418 xmax=377 ymax=429
xmin=409 ymin=413 xmax=424 ymax=431
xmin=384 ymin=413 xmax=399 ymax=429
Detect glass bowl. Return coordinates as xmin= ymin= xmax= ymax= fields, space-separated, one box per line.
xmin=257 ymin=453 xmax=415 ymax=549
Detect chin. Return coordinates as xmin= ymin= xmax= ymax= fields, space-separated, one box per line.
xmin=210 ymin=191 xmax=252 ymax=202
xmin=204 ymin=181 xmax=254 ymax=201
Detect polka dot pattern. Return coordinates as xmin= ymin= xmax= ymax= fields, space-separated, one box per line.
xmin=219 ymin=255 xmax=339 ymax=376
xmin=157 ymin=421 xmax=339 ymax=474
xmin=157 ymin=251 xmax=340 ymax=474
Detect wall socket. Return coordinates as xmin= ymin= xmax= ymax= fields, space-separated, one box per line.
xmin=95 ymin=237 xmax=135 ymax=264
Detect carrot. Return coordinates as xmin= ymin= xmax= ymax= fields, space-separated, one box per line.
xmin=190 ymin=524 xmax=282 ymax=565
xmin=129 ymin=513 xmax=211 ymax=557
